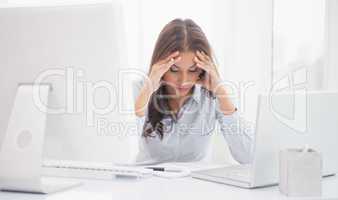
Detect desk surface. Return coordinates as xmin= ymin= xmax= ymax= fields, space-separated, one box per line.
xmin=0 ymin=175 xmax=337 ymax=200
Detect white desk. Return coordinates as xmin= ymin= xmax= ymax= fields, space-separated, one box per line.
xmin=0 ymin=175 xmax=337 ymax=200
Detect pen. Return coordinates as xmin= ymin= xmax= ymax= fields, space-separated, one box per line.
xmin=145 ymin=167 xmax=182 ymax=173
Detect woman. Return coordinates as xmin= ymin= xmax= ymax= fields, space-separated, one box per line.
xmin=133 ymin=18 xmax=254 ymax=165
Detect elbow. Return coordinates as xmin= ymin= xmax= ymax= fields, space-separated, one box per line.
xmin=230 ymin=147 xmax=254 ymax=165
xmin=135 ymin=111 xmax=145 ymax=118
xmin=236 ymin=156 xmax=252 ymax=165
xmin=134 ymin=104 xmax=145 ymax=118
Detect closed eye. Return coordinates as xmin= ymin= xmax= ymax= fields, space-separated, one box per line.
xmin=169 ymin=65 xmax=179 ymax=72
xmin=189 ymin=66 xmax=198 ymax=72
xmin=170 ymin=64 xmax=199 ymax=73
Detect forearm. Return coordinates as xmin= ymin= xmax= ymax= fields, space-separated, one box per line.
xmin=134 ymin=81 xmax=154 ymax=117
xmin=214 ymin=85 xmax=236 ymax=115
xmin=218 ymin=111 xmax=255 ymax=164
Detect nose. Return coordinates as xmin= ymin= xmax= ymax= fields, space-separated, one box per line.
xmin=178 ymin=72 xmax=189 ymax=86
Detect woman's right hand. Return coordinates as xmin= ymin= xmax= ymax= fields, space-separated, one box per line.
xmin=147 ymin=51 xmax=181 ymax=92
xmin=134 ymin=51 xmax=181 ymax=117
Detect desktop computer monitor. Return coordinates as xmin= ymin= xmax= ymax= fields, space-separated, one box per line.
xmin=0 ymin=2 xmax=135 ymax=164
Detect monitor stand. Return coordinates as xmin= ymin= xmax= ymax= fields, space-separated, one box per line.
xmin=0 ymin=83 xmax=81 ymax=194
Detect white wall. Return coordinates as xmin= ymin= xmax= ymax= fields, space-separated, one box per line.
xmin=327 ymin=0 xmax=338 ymax=89
xmin=273 ymin=0 xmax=327 ymax=91
xmin=210 ymin=0 xmax=273 ymax=164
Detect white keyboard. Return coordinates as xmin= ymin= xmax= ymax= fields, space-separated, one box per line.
xmin=42 ymin=160 xmax=153 ymax=180
xmin=222 ymin=165 xmax=251 ymax=179
xmin=195 ymin=164 xmax=252 ymax=182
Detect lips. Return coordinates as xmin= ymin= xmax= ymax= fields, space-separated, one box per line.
xmin=176 ymin=86 xmax=191 ymax=93
xmin=178 ymin=86 xmax=190 ymax=90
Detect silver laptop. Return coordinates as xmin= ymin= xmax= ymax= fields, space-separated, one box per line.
xmin=192 ymin=91 xmax=338 ymax=188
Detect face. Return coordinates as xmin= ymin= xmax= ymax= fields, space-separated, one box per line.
xmin=162 ymin=51 xmax=203 ymax=97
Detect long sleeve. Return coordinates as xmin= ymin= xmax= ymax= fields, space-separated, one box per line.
xmin=215 ymin=99 xmax=255 ymax=164
xmin=132 ymin=79 xmax=160 ymax=165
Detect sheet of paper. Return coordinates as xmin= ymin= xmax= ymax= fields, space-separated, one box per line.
xmin=147 ymin=161 xmax=231 ymax=172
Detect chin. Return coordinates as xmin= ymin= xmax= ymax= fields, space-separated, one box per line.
xmin=177 ymin=87 xmax=192 ymax=96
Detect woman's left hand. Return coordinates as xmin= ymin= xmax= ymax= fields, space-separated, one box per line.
xmin=195 ymin=50 xmax=236 ymax=114
xmin=194 ymin=50 xmax=222 ymax=94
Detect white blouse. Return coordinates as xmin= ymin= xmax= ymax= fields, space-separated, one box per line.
xmin=133 ymin=80 xmax=255 ymax=165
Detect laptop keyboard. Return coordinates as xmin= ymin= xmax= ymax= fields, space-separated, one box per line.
xmin=197 ymin=164 xmax=252 ymax=182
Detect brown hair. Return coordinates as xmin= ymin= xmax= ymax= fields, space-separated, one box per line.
xmin=143 ymin=18 xmax=214 ymax=139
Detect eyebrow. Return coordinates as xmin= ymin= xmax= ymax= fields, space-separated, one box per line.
xmin=172 ymin=64 xmax=197 ymax=68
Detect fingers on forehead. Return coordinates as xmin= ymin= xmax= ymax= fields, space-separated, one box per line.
xmin=158 ymin=51 xmax=180 ymax=65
